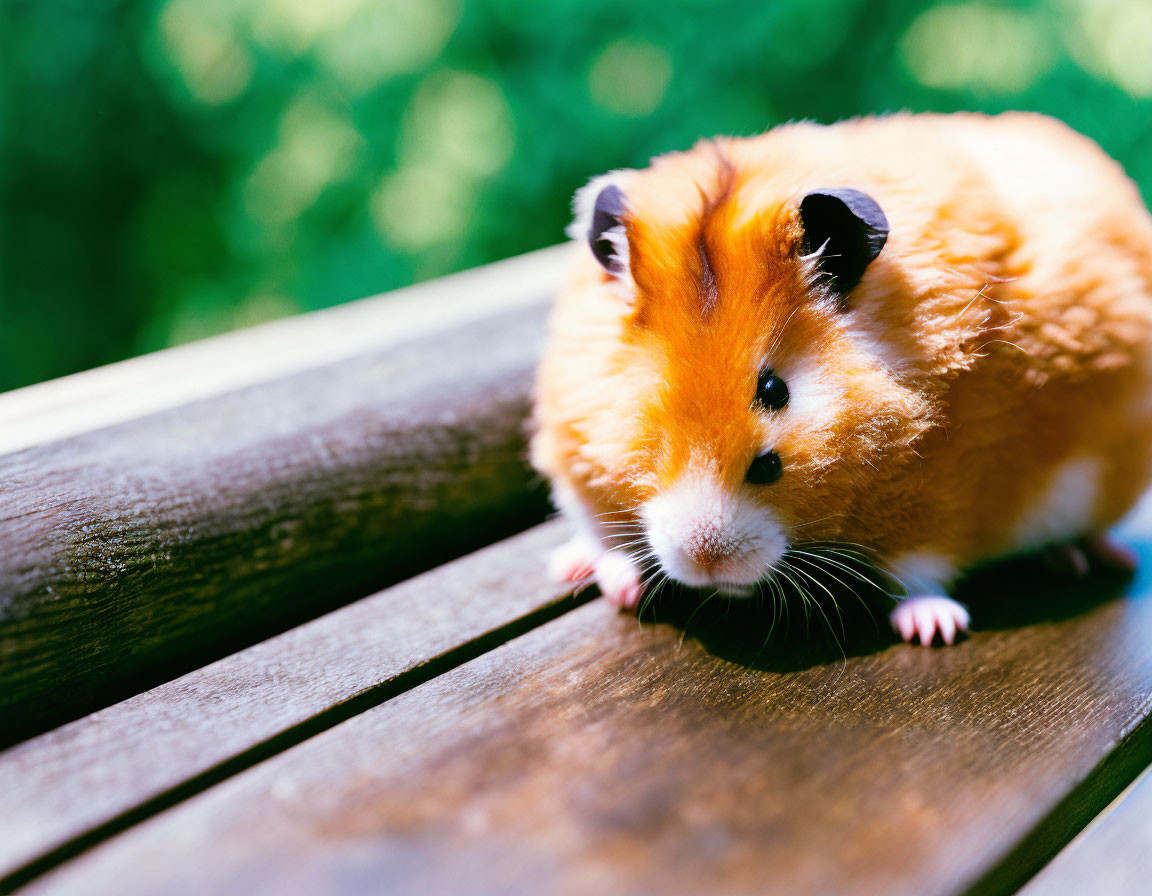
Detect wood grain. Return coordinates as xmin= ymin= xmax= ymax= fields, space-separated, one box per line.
xmin=0 ymin=252 xmax=564 ymax=743
xmin=25 ymin=512 xmax=1152 ymax=896
xmin=1017 ymin=765 xmax=1152 ymax=895
xmin=0 ymin=522 xmax=581 ymax=888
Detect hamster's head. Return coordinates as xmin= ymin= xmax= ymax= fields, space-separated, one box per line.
xmin=571 ymin=144 xmax=934 ymax=591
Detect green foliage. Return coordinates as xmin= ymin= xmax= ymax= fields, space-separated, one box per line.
xmin=2 ymin=0 xmax=1151 ymax=390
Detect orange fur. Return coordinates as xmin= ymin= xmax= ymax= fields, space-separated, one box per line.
xmin=531 ymin=112 xmax=1152 ymax=592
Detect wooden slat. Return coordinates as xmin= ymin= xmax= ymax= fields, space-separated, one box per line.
xmin=24 ymin=509 xmax=1152 ymax=896
xmin=1017 ymin=766 xmax=1152 ymax=895
xmin=0 ymin=522 xmax=581 ymax=889
xmin=0 ymin=245 xmax=570 ymax=456
xmin=0 ymin=246 xmax=569 ymax=743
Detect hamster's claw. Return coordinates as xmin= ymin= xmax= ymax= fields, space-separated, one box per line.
xmin=594 ymin=550 xmax=645 ymax=611
xmin=890 ymin=595 xmax=970 ymax=646
xmin=548 ymin=537 xmax=599 ymax=584
xmin=549 ymin=540 xmax=644 ymax=610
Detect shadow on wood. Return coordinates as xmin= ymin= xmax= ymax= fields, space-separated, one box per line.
xmin=636 ymin=544 xmax=1133 ymax=675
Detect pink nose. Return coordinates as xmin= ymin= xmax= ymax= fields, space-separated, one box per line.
xmin=686 ymin=533 xmax=730 ymax=568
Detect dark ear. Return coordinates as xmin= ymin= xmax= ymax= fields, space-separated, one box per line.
xmin=799 ymin=188 xmax=889 ymax=301
xmin=588 ymin=185 xmax=627 ymax=274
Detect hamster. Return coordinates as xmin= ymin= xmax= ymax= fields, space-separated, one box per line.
xmin=530 ymin=112 xmax=1152 ymax=646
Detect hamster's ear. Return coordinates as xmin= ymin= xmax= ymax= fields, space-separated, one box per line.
xmin=799 ymin=188 xmax=889 ymax=303
xmin=569 ymin=173 xmax=634 ymax=283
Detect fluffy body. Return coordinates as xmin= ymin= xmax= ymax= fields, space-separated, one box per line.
xmin=530 ymin=112 xmax=1152 ymax=642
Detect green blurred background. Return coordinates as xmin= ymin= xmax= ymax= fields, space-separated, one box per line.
xmin=2 ymin=0 xmax=1151 ymax=391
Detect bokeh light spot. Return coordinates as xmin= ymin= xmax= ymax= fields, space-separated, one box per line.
xmin=901 ymin=4 xmax=1053 ymax=93
xmin=1063 ymin=0 xmax=1152 ymax=98
xmin=371 ymin=165 xmax=471 ymax=252
xmin=402 ymin=72 xmax=515 ymax=178
xmin=370 ymin=71 xmax=513 ymax=253
xmin=251 ymin=0 xmax=367 ymax=53
xmin=243 ymin=92 xmax=363 ymax=226
xmin=158 ymin=0 xmax=253 ymax=105
xmin=164 ymin=285 xmax=301 ymax=347
xmin=588 ymin=38 xmax=673 ymax=117
xmin=316 ymin=0 xmax=461 ymax=92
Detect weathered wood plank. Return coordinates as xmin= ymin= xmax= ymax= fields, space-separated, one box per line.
xmin=1017 ymin=765 xmax=1152 ymax=895
xmin=25 ymin=510 xmax=1152 ymax=896
xmin=0 ymin=246 xmax=569 ymax=456
xmin=0 ymin=246 xmax=569 ymax=743
xmin=0 ymin=522 xmax=581 ymax=890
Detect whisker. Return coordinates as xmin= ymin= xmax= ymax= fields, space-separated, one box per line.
xmin=974 ymin=338 xmax=1027 ymax=354
xmin=781 ymin=558 xmax=846 ymax=661
xmin=610 ymin=537 xmax=652 ymax=551
xmin=794 ymin=540 xmax=878 ymax=562
xmin=786 ymin=552 xmax=879 ymax=632
xmin=680 ymin=589 xmax=719 ymax=646
xmin=786 ymin=559 xmax=846 ymax=641
xmin=589 ymin=507 xmax=640 ymax=519
xmin=774 ymin=569 xmax=792 ymax=636
xmin=638 ymin=568 xmax=670 ymax=619
xmin=773 ymin=562 xmax=810 ymax=634
xmin=958 ymin=281 xmax=992 ymax=318
xmin=784 ymin=512 xmax=848 ymax=532
xmin=787 ymin=548 xmax=882 ymax=591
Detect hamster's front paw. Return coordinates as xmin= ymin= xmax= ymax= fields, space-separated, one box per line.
xmin=890 ymin=595 xmax=970 ymax=646
xmin=548 ymin=540 xmax=645 ymax=611
xmin=594 ymin=550 xmax=645 ymax=611
xmin=548 ymin=537 xmax=600 ymax=583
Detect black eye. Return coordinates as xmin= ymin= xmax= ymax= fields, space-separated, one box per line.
xmin=756 ymin=371 xmax=789 ymax=411
xmin=746 ymin=450 xmax=783 ymax=485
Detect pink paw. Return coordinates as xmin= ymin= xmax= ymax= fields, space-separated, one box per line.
xmin=548 ymin=537 xmax=599 ymax=583
xmin=890 ymin=596 xmax=970 ymax=646
xmin=595 ymin=551 xmax=645 ymax=611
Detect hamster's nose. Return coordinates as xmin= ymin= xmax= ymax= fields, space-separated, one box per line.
xmin=685 ymin=531 xmax=732 ymax=568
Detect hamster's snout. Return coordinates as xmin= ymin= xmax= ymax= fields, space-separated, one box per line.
xmin=640 ymin=471 xmax=788 ymax=589
xmin=682 ymin=528 xmax=734 ymax=568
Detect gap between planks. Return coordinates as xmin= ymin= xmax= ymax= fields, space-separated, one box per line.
xmin=18 ymin=504 xmax=1152 ymax=896
xmin=1 ymin=266 xmax=557 ymax=743
xmin=1012 ymin=748 xmax=1152 ymax=895
xmin=966 ymin=707 xmax=1152 ymax=896
xmin=0 ymin=521 xmax=590 ymax=893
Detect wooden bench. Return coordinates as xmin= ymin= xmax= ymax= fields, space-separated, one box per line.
xmin=2 ymin=245 xmax=1151 ymax=895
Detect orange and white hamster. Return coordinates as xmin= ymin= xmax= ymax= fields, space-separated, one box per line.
xmin=530 ymin=112 xmax=1152 ymax=646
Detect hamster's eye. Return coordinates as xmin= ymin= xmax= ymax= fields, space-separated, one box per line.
xmin=746 ymin=450 xmax=783 ymax=485
xmin=755 ymin=371 xmax=789 ymax=411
